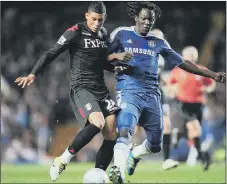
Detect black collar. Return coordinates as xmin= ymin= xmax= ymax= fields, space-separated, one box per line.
xmin=84 ymin=22 xmax=98 ymax=36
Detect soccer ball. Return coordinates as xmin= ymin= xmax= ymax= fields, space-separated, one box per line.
xmin=83 ymin=168 xmax=109 ymax=183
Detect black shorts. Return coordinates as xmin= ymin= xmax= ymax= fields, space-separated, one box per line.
xmin=181 ymin=102 xmax=203 ymax=123
xmin=170 ymin=99 xmax=203 ymax=133
xmin=69 ymin=87 xmax=120 ymax=124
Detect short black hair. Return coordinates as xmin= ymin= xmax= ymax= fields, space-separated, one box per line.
xmin=88 ymin=1 xmax=106 ymax=14
xmin=127 ymin=1 xmax=161 ymax=19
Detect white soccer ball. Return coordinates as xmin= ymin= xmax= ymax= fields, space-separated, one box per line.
xmin=83 ymin=168 xmax=109 ymax=184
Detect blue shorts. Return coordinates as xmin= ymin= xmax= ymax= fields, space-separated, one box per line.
xmin=116 ymin=89 xmax=164 ymax=142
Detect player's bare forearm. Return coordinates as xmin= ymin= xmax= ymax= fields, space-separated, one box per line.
xmin=107 ymin=52 xmax=133 ymax=62
xmin=179 ymin=60 xmax=216 ymax=79
xmin=179 ymin=60 xmax=226 ymax=83
xmin=107 ymin=53 xmax=119 ymax=62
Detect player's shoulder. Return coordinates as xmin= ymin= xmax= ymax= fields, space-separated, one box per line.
xmin=148 ymin=32 xmax=166 ymax=41
xmin=65 ymin=22 xmax=84 ymax=33
xmin=111 ymin=26 xmax=134 ymax=35
xmin=156 ymin=37 xmax=170 ymax=47
xmin=60 ymin=23 xmax=83 ymax=41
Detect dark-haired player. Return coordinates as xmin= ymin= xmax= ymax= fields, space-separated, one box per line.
xmin=15 ymin=2 xmax=132 ymax=181
xmin=107 ymin=2 xmax=225 ymax=183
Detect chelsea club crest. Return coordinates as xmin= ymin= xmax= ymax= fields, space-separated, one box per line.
xmin=148 ymin=41 xmax=155 ymax=48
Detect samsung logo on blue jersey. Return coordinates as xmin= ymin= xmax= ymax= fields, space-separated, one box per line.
xmin=125 ymin=47 xmax=155 ymax=56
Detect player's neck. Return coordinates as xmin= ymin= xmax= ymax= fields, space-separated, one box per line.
xmin=134 ymin=26 xmax=147 ymax=37
xmin=85 ymin=22 xmax=98 ymax=35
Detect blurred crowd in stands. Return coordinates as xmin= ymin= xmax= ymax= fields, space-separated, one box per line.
xmin=1 ymin=2 xmax=226 ymax=164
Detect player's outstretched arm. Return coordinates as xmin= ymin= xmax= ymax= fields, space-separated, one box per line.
xmin=15 ymin=43 xmax=67 ymax=89
xmin=179 ymin=60 xmax=226 ymax=83
xmin=15 ymin=25 xmax=79 ymax=88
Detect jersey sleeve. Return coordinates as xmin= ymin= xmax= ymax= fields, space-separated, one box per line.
xmin=30 ymin=24 xmax=80 ymax=76
xmin=107 ymin=28 xmax=122 ymax=54
xmin=160 ymin=39 xmax=184 ymax=69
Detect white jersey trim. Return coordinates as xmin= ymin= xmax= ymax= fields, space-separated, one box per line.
xmin=109 ymin=26 xmax=133 ymax=43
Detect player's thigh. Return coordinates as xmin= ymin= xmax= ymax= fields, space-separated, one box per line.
xmin=99 ymin=95 xmax=120 ymax=120
xmin=139 ymin=109 xmax=163 ymax=146
xmin=139 ymin=95 xmax=164 ymax=147
xmin=116 ymin=103 xmax=140 ymax=138
xmin=186 ymin=119 xmax=202 ymax=139
xmin=99 ymin=95 xmax=120 ymax=140
xmin=115 ymin=90 xmax=142 ymax=136
xmin=69 ymin=88 xmax=105 ymax=129
xmin=139 ymin=93 xmax=164 ymax=130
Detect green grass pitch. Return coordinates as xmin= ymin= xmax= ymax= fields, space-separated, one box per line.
xmin=1 ymin=161 xmax=225 ymax=183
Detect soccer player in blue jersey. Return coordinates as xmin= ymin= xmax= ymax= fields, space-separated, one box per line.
xmin=107 ymin=2 xmax=226 ymax=183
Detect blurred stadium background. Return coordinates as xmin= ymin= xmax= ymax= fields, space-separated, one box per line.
xmin=1 ymin=1 xmax=226 ymax=183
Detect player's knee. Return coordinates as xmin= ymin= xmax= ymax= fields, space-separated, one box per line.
xmin=186 ymin=120 xmax=199 ymax=130
xmin=151 ymin=146 xmax=162 ymax=153
xmin=146 ymin=141 xmax=162 ymax=153
xmin=117 ymin=111 xmax=137 ymax=130
xmin=188 ymin=131 xmax=200 ymax=139
xmin=102 ymin=115 xmax=117 ymax=140
xmin=103 ymin=131 xmax=117 ymax=140
xmin=186 ymin=120 xmax=201 ymax=139
xmin=146 ymin=131 xmax=163 ymax=153
xmin=118 ymin=128 xmax=130 ymax=138
xmin=187 ymin=129 xmax=198 ymax=139
xmin=102 ymin=125 xmax=117 ymax=140
xmin=88 ymin=112 xmax=105 ymax=130
xmin=194 ymin=120 xmax=202 ymax=136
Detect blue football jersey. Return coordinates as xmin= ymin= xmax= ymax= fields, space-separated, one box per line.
xmin=108 ymin=26 xmax=184 ymax=92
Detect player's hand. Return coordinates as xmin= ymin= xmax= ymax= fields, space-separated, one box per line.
xmin=15 ymin=74 xmax=36 ymax=88
xmin=116 ymin=52 xmax=134 ymax=62
xmin=213 ymin=72 xmax=226 ymax=83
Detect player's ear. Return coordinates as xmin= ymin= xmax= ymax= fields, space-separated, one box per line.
xmin=85 ymin=12 xmax=89 ymax=20
xmin=104 ymin=14 xmax=107 ymax=21
xmin=134 ymin=16 xmax=138 ymax=22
